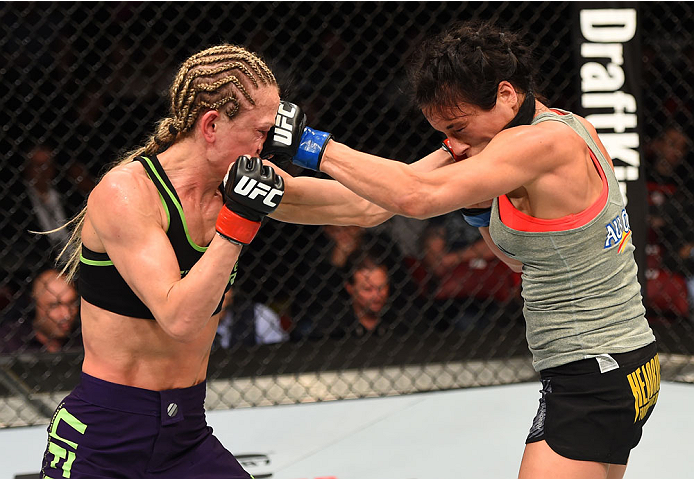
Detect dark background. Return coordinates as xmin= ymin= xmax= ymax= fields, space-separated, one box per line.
xmin=1 ymin=2 xmax=692 ymax=425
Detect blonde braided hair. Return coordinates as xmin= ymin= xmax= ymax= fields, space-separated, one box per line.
xmin=55 ymin=44 xmax=277 ymax=281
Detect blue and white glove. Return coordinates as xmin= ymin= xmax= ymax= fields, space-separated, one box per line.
xmin=260 ymin=100 xmax=332 ymax=171
xmin=460 ymin=207 xmax=492 ymax=228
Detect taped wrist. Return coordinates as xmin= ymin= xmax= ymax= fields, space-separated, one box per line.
xmin=215 ymin=206 xmax=261 ymax=245
xmin=461 ymin=207 xmax=492 ymax=228
xmin=294 ymin=127 xmax=333 ymax=170
xmin=216 ymin=231 xmax=243 ymax=246
xmin=441 ymin=139 xmax=464 ymax=162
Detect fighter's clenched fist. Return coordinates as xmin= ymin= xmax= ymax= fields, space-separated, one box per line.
xmin=261 ymin=100 xmax=332 ymax=171
xmin=216 ymin=155 xmax=284 ymax=245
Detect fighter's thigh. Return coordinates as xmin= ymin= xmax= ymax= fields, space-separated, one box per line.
xmin=606 ymin=463 xmax=627 ymax=479
xmin=518 ymin=440 xmax=609 ymax=479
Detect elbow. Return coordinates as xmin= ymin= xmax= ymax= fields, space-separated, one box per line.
xmin=392 ymin=179 xmax=440 ymax=219
xmin=345 ymin=202 xmax=393 ymax=228
xmin=395 ymin=194 xmax=431 ymax=219
xmin=354 ymin=212 xmax=390 ymax=228
xmin=354 ymin=217 xmax=382 ymax=228
xmin=160 ymin=316 xmax=204 ymax=343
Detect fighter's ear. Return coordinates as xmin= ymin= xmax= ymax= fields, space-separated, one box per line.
xmin=496 ymin=81 xmax=518 ymax=107
xmin=200 ymin=110 xmax=221 ymax=143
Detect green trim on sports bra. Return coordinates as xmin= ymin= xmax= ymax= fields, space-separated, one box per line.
xmin=141 ymin=156 xmax=208 ymax=253
xmin=142 ymin=169 xmax=171 ymax=233
xmin=80 ymin=253 xmax=113 ymax=266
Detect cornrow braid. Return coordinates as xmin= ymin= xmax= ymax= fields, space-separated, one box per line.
xmin=170 ymin=45 xmax=244 ymax=89
xmin=170 ymin=46 xmax=276 ymax=135
xmin=172 ymin=59 xmax=255 ymax=115
xmin=175 ymin=63 xmax=258 ymax=132
xmin=55 ymin=44 xmax=277 ymax=282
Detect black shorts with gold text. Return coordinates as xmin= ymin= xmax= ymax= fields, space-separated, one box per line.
xmin=526 ymin=342 xmax=659 ymax=465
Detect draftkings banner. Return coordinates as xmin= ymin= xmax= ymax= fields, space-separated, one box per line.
xmin=572 ymin=2 xmax=647 ymax=285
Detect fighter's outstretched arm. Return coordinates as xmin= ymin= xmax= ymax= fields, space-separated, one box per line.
xmin=268 ymin=147 xmax=454 ymax=226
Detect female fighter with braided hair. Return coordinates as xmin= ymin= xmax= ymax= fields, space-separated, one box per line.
xmin=42 ymin=45 xmax=284 ymax=478
xmin=262 ymin=21 xmax=659 ymax=479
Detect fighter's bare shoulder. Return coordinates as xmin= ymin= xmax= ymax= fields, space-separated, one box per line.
xmin=87 ymin=161 xmax=164 ymax=235
xmin=486 ymin=119 xmax=587 ymax=172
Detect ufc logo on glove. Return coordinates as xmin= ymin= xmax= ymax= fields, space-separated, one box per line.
xmin=271 ymin=103 xmax=297 ymax=146
xmin=233 ymin=176 xmax=284 ymax=207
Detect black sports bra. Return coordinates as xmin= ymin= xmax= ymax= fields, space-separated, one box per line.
xmin=78 ymin=155 xmax=235 ymax=319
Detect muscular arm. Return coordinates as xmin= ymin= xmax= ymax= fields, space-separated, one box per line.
xmin=86 ymin=169 xmax=240 ymax=342
xmin=269 ymin=148 xmax=455 ymax=226
xmin=319 ymin=126 xmax=555 ymax=219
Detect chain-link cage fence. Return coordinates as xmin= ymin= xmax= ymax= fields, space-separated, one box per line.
xmin=0 ymin=1 xmax=692 ymax=427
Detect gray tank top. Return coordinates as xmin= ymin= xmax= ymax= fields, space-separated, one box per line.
xmin=489 ymin=109 xmax=655 ymax=371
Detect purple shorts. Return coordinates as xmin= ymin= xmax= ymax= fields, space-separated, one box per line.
xmin=41 ymin=373 xmax=251 ymax=478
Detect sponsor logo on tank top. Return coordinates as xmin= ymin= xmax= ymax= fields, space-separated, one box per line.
xmin=604 ymin=208 xmax=631 ymax=253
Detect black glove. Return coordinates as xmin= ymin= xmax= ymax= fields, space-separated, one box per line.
xmin=216 ymin=156 xmax=284 ymax=245
xmin=261 ymin=100 xmax=332 ymax=171
xmin=260 ymin=101 xmax=307 ymax=164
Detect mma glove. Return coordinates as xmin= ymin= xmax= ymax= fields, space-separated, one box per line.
xmin=260 ymin=100 xmax=332 ymax=171
xmin=442 ymin=140 xmax=489 ymax=226
xmin=460 ymin=207 xmax=492 ymax=228
xmin=215 ymin=155 xmax=284 ymax=245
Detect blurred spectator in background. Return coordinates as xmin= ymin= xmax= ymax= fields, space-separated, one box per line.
xmin=9 ymin=145 xmax=70 ymax=252
xmin=419 ymin=219 xmax=496 ymax=280
xmin=673 ymin=240 xmax=694 ymax=315
xmin=371 ymin=216 xmax=428 ymax=263
xmin=644 ymin=125 xmax=694 ymax=231
xmin=0 ymin=269 xmax=81 ymax=354
xmin=289 ymin=225 xmax=364 ymax=339
xmin=215 ymin=287 xmax=288 ymax=347
xmin=645 ymin=125 xmax=693 ymax=204
xmin=0 ymin=144 xmax=94 ymax=289
xmin=322 ymin=251 xmax=412 ymax=339
xmin=653 ymin=188 xmax=694 ymax=319
xmin=407 ymin=215 xmax=522 ymax=331
xmin=643 ymin=125 xmax=694 ymax=319
xmin=343 ymin=253 xmax=402 ymax=337
xmin=290 ymin=225 xmax=418 ymax=339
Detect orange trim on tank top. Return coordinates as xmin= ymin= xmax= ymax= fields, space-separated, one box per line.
xmin=498 ymin=111 xmax=609 ymax=232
